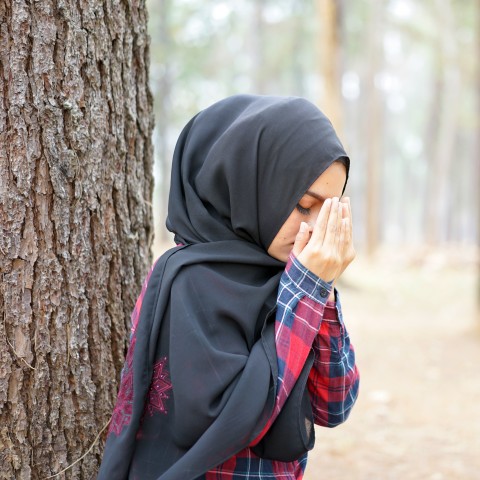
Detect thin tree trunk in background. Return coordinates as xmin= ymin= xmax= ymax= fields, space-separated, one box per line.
xmin=425 ymin=0 xmax=461 ymax=245
xmin=0 ymin=1 xmax=154 ymax=478
xmin=154 ymin=0 xmax=173 ymax=245
xmin=423 ymin=49 xmax=444 ymax=243
xmin=291 ymin=2 xmax=307 ymax=96
xmin=251 ymin=0 xmax=266 ymax=94
xmin=364 ymin=2 xmax=383 ymax=255
xmin=317 ymin=0 xmax=343 ymax=134
xmin=477 ymin=0 xmax=480 ymax=314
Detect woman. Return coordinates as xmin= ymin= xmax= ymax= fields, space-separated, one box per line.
xmin=98 ymin=94 xmax=360 ymax=479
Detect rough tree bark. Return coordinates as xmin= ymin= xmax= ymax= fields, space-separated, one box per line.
xmin=0 ymin=1 xmax=154 ymax=478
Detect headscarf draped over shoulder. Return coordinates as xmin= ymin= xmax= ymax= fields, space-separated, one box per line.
xmin=98 ymin=95 xmax=349 ymax=480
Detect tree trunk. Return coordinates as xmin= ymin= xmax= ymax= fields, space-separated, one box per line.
xmin=317 ymin=0 xmax=343 ymax=134
xmin=364 ymin=2 xmax=384 ymax=255
xmin=477 ymin=0 xmax=480 ymax=315
xmin=0 ymin=1 xmax=154 ymax=478
xmin=251 ymin=0 xmax=266 ymax=94
xmin=423 ymin=49 xmax=444 ymax=243
xmin=425 ymin=0 xmax=461 ymax=245
xmin=152 ymin=0 xmax=173 ymax=245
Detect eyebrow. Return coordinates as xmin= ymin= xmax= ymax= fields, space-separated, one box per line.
xmin=304 ymin=190 xmax=327 ymax=202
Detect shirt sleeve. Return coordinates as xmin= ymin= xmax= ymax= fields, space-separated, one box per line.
xmin=307 ymin=294 xmax=360 ymax=427
xmin=252 ymin=253 xmax=359 ymax=443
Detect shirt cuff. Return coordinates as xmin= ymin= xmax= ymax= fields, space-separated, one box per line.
xmin=285 ymin=253 xmax=333 ymax=304
xmin=325 ymin=288 xmax=345 ymax=328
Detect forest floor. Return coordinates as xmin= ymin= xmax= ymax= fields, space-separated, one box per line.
xmin=305 ymin=246 xmax=480 ymax=480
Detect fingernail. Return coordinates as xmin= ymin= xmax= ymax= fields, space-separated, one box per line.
xmin=300 ymin=222 xmax=307 ymax=233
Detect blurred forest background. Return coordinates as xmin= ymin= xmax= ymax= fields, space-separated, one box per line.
xmin=145 ymin=0 xmax=480 ymax=478
xmin=146 ymin=0 xmax=479 ymax=256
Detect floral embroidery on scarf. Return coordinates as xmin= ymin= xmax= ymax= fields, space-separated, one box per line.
xmin=109 ymin=335 xmax=173 ymax=437
xmin=109 ymin=336 xmax=136 ymax=436
xmin=144 ymin=357 xmax=172 ymax=417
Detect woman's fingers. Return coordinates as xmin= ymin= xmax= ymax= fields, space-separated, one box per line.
xmin=343 ymin=197 xmax=353 ymax=247
xmin=342 ymin=215 xmax=351 ymax=254
xmin=322 ymin=197 xmax=341 ymax=249
xmin=310 ymin=198 xmax=332 ymax=245
xmin=340 ymin=197 xmax=353 ymax=245
xmin=292 ymin=221 xmax=310 ymax=257
xmin=337 ymin=201 xmax=344 ymax=236
xmin=341 ymin=199 xmax=356 ymax=268
xmin=339 ymin=217 xmax=347 ymax=251
xmin=340 ymin=196 xmax=351 ymax=220
xmin=340 ymin=197 xmax=348 ymax=219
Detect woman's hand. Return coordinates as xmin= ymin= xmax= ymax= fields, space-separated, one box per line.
xmin=338 ymin=197 xmax=356 ymax=277
xmin=292 ymin=197 xmax=355 ymax=285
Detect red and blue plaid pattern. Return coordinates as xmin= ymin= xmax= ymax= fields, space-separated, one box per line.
xmin=204 ymin=254 xmax=359 ymax=479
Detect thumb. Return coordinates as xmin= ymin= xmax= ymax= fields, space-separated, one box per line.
xmin=292 ymin=222 xmax=310 ymax=257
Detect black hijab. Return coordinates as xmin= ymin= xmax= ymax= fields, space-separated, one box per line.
xmin=98 ymin=95 xmax=349 ymax=480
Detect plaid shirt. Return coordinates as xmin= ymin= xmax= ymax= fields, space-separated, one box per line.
xmin=203 ymin=254 xmax=360 ymax=479
xmin=129 ymin=252 xmax=359 ymax=479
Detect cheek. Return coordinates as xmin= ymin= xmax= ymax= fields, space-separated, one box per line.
xmin=281 ymin=214 xmax=303 ymax=239
xmin=268 ymin=212 xmax=304 ymax=260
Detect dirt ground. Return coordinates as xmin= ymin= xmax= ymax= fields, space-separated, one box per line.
xmin=305 ymin=247 xmax=480 ymax=480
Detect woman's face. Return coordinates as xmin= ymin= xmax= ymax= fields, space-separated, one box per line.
xmin=267 ymin=161 xmax=347 ymax=262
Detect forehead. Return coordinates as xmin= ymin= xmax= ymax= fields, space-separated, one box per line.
xmin=304 ymin=162 xmax=347 ymax=197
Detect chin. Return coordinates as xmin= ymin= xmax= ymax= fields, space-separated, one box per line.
xmin=267 ymin=243 xmax=292 ymax=263
xmin=267 ymin=250 xmax=288 ymax=263
xmin=278 ymin=250 xmax=291 ymax=263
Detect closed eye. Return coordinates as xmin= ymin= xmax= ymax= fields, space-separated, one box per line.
xmin=296 ymin=204 xmax=311 ymax=215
